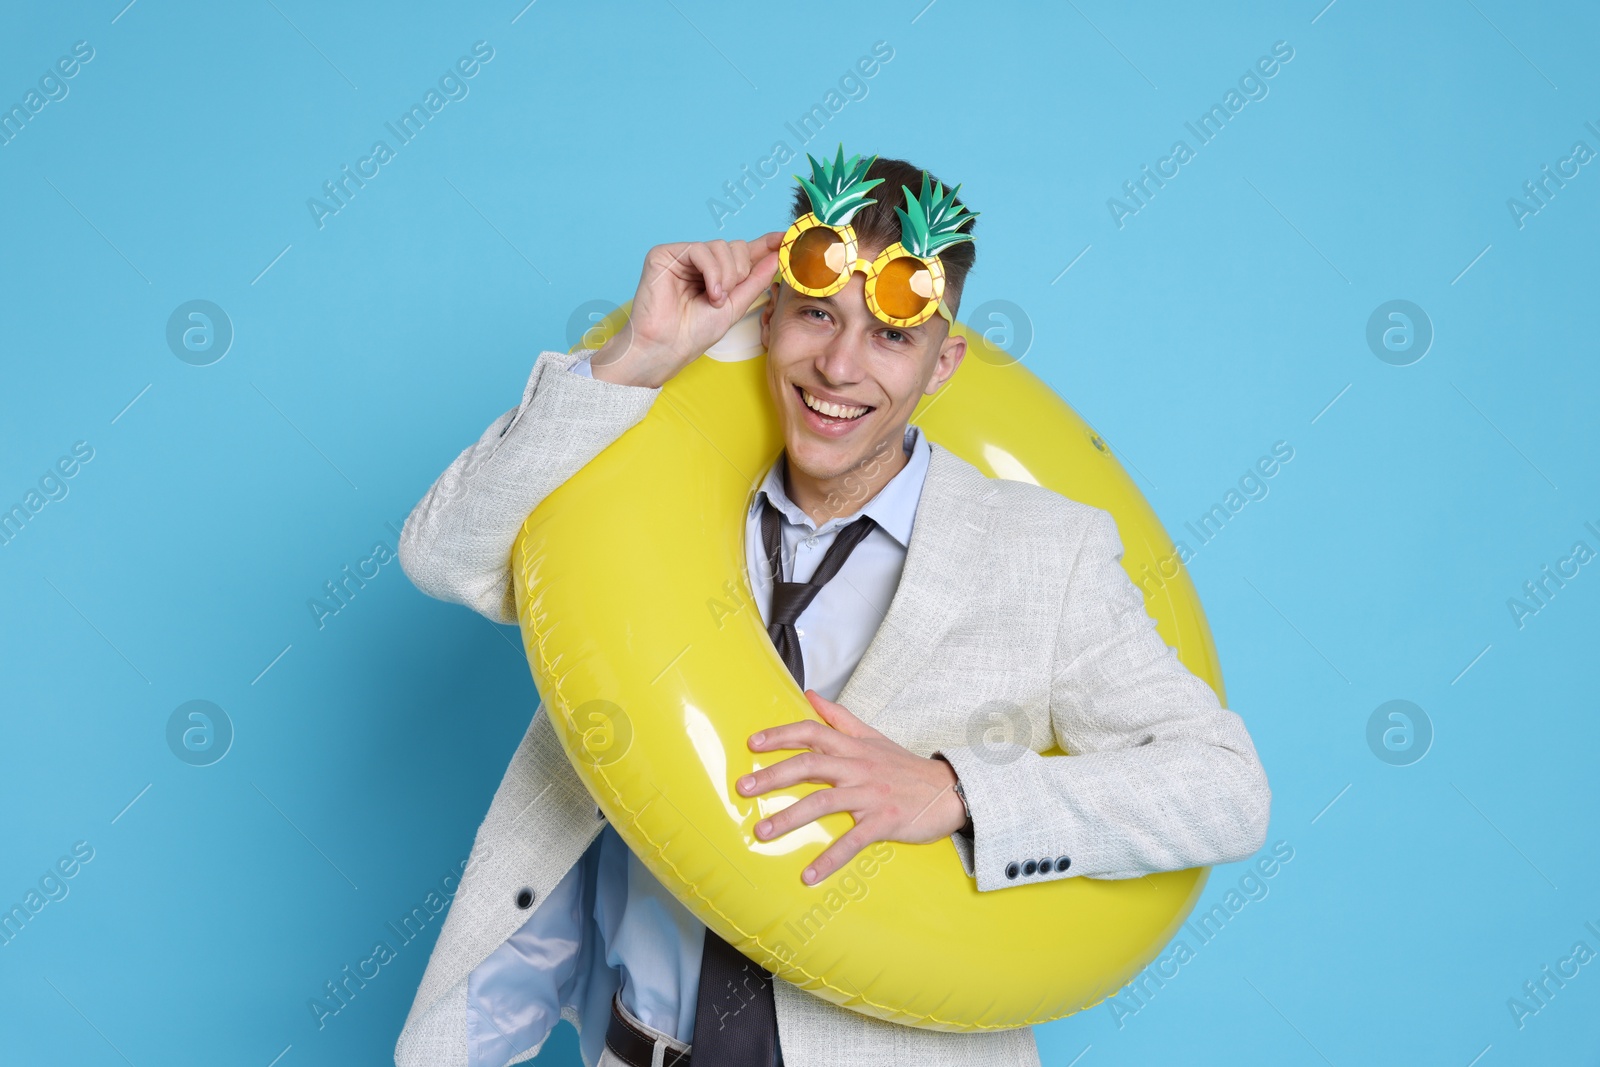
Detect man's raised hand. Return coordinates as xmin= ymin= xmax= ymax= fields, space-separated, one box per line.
xmin=591 ymin=232 xmax=785 ymax=389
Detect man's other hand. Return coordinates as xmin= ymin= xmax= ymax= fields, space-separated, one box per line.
xmin=591 ymin=232 xmax=784 ymax=389
xmin=737 ymin=690 xmax=969 ymax=885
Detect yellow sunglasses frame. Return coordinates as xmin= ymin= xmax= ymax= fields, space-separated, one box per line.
xmin=777 ymin=212 xmax=954 ymax=330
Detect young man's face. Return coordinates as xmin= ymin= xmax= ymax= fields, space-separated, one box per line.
xmin=758 ymin=244 xmax=967 ymax=486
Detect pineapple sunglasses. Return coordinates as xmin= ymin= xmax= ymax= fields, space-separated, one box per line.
xmin=776 ymin=145 xmax=977 ymax=331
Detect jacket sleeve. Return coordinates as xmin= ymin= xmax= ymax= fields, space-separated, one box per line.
xmin=936 ymin=507 xmax=1272 ymax=890
xmin=398 ymin=350 xmax=658 ymax=624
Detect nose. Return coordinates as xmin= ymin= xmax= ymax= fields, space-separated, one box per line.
xmin=811 ymin=271 xmax=874 ymax=385
xmin=814 ymin=328 xmax=870 ymax=387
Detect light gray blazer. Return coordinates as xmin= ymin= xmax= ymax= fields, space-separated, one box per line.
xmin=393 ymin=348 xmax=1272 ymax=1067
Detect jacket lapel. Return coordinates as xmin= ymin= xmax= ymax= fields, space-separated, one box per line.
xmin=835 ymin=442 xmax=997 ymax=727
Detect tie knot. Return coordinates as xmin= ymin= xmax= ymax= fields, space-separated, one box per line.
xmin=769 ymin=580 xmax=817 ymax=627
xmin=758 ymin=497 xmax=877 ymax=690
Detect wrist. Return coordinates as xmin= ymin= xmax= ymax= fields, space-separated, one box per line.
xmin=933 ymin=754 xmax=974 ymax=837
xmin=590 ymin=326 xmax=678 ymax=388
xmin=952 ymin=778 xmax=974 ymax=838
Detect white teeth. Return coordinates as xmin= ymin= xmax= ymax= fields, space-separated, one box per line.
xmin=801 ymin=388 xmax=869 ymax=420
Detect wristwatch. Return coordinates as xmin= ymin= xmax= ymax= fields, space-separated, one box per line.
xmin=933 ymin=754 xmax=975 ymax=838
xmin=951 ymin=774 xmax=975 ymax=839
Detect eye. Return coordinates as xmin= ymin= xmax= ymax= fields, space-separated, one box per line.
xmin=802 ymin=306 xmax=831 ymax=323
xmin=881 ymin=328 xmax=908 ymax=344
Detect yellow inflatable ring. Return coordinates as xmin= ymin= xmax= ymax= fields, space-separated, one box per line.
xmin=511 ymin=302 xmax=1217 ymax=1031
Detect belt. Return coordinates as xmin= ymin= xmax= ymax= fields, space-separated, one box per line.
xmin=605 ymin=992 xmax=691 ymax=1067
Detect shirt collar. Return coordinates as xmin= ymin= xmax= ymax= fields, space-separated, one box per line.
xmin=752 ymin=424 xmax=931 ymax=549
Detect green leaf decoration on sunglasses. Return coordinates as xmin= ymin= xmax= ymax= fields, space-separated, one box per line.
xmin=894 ymin=170 xmax=979 ymax=259
xmin=794 ymin=143 xmax=886 ymax=226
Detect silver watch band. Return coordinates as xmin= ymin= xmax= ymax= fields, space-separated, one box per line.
xmin=952 ymin=776 xmax=974 ymax=837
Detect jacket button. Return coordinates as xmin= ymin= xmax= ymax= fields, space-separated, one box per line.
xmin=1055 ymin=856 xmax=1071 ymax=872
xmin=515 ymin=887 xmax=535 ymax=909
xmin=1038 ymin=857 xmax=1053 ymax=874
xmin=1022 ymin=859 xmax=1038 ymax=876
xmin=1004 ymin=862 xmax=1020 ymax=880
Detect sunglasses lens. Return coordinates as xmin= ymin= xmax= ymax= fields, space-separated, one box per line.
xmin=789 ymin=226 xmax=849 ymax=289
xmin=873 ymin=256 xmax=937 ymax=321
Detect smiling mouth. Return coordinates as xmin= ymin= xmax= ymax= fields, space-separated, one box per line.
xmin=796 ymin=385 xmax=872 ymax=422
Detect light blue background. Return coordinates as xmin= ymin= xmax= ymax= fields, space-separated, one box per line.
xmin=2 ymin=1 xmax=1597 ymax=1064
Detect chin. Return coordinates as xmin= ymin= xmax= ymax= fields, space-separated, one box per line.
xmin=783 ymin=432 xmax=854 ymax=481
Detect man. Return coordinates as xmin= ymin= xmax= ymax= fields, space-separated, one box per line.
xmin=394 ymin=152 xmax=1271 ymax=1067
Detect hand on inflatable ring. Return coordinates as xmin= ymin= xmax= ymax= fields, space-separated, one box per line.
xmin=739 ymin=689 xmax=970 ymax=886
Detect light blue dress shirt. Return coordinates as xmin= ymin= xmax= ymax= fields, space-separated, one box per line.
xmin=465 ymin=353 xmax=932 ymax=1067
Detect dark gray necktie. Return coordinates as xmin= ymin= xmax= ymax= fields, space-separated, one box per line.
xmin=757 ymin=498 xmax=877 ymax=690
xmin=691 ymin=497 xmax=876 ymax=1065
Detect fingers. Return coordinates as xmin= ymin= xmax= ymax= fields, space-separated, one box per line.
xmin=642 ymin=242 xmax=692 ymax=286
xmin=748 ymin=718 xmax=857 ymax=759
xmin=704 ymin=240 xmax=738 ymax=306
xmin=750 ymin=230 xmax=786 ymax=256
xmin=802 ymin=823 xmax=880 ymax=885
xmin=654 ymin=233 xmax=786 ymax=305
xmin=737 ymin=749 xmax=855 ymax=798
xmin=644 ymin=233 xmax=787 ymax=328
xmin=679 ymin=243 xmax=724 ymax=305
xmin=726 ymin=244 xmax=780 ymax=319
xmin=805 ymin=690 xmax=884 ymax=740
xmin=730 ymin=231 xmax=782 ymax=274
xmin=754 ymin=784 xmax=873 ymax=841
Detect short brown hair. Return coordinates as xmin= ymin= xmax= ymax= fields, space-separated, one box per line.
xmin=788 ymin=154 xmax=977 ymax=313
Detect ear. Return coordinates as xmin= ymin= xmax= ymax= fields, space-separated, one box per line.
xmin=926 ymin=330 xmax=967 ymax=396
